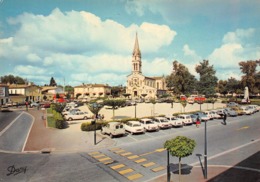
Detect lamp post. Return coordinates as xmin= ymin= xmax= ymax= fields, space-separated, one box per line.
xmin=134 ymin=101 xmax=137 ymax=118
xmin=167 ymin=150 xmax=171 ymax=182
xmin=204 ymin=118 xmax=208 ymax=179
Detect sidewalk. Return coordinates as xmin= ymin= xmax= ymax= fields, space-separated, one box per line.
xmin=24 ymin=109 xmax=115 ymax=153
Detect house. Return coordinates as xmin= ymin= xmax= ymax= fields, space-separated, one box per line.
xmin=41 ymin=86 xmax=64 ymax=101
xmin=0 ymin=84 xmax=10 ymax=106
xmin=74 ymin=84 xmax=111 ymax=100
xmin=8 ymin=83 xmax=42 ymax=103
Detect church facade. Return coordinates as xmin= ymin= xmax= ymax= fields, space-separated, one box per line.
xmin=126 ymin=34 xmax=167 ymax=99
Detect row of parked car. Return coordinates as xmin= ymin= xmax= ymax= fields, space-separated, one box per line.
xmin=101 ymin=104 xmax=260 ymax=138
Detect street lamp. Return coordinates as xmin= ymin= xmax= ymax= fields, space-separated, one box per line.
xmin=134 ymin=101 xmax=137 ymax=118
xmin=204 ymin=118 xmax=208 ymax=179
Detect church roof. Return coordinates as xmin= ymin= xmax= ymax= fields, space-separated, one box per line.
xmin=132 ymin=33 xmax=141 ymax=57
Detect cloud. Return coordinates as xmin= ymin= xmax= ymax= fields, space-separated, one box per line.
xmin=0 ymin=8 xmax=176 ymax=86
xmin=222 ymin=28 xmax=255 ymax=44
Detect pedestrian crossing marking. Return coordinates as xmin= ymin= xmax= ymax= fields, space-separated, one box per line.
xmin=88 ymin=151 xmax=100 ymax=155
xmin=98 ymin=157 xmax=112 ymax=162
xmin=103 ymin=160 xmax=114 ymax=165
xmin=142 ymin=162 xmax=155 ymax=168
xmin=121 ymin=152 xmax=132 ymax=156
xmin=119 ymin=168 xmax=134 ymax=175
xmin=151 ymin=166 xmax=165 ymax=172
xmin=127 ymin=155 xmax=139 ymax=159
xmin=111 ymin=164 xmax=125 ymax=170
xmin=135 ymin=158 xmax=147 ymax=163
xmin=114 ymin=149 xmax=125 ymax=154
xmin=93 ymin=154 xmax=106 ymax=158
xmin=155 ymin=148 xmax=166 ymax=152
xmin=127 ymin=173 xmax=143 ymax=180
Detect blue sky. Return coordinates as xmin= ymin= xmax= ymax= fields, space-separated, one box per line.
xmin=0 ymin=0 xmax=259 ymax=86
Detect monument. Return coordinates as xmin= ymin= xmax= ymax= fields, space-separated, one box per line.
xmin=242 ymin=86 xmax=250 ymax=103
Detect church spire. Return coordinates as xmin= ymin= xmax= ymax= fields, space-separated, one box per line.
xmin=132 ymin=33 xmax=142 ymax=74
xmin=133 ymin=33 xmax=141 ymax=57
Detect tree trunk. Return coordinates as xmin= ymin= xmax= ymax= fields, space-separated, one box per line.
xmin=179 ymin=157 xmax=181 ymax=182
xmin=113 ymin=108 xmax=115 ymax=121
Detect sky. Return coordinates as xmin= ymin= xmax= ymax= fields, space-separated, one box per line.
xmin=0 ymin=0 xmax=259 ymax=87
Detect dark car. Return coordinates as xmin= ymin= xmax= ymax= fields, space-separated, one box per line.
xmin=224 ymin=108 xmax=238 ymax=117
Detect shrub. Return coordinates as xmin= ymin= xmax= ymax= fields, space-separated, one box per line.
xmin=81 ymin=121 xmax=107 ymax=131
xmin=55 ymin=120 xmax=67 ymax=129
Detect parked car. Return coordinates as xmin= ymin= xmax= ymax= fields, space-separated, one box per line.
xmin=224 ymin=108 xmax=238 ymax=117
xmin=139 ymin=118 xmax=159 ymax=132
xmin=153 ymin=117 xmax=171 ymax=129
xmin=190 ymin=114 xmax=198 ymax=124
xmin=124 ymin=121 xmax=145 ymax=135
xmin=64 ymin=111 xmax=91 ymax=121
xmin=165 ymin=116 xmax=183 ymax=127
xmin=203 ymin=111 xmax=214 ymax=120
xmin=101 ymin=122 xmax=125 ymax=138
xmin=177 ymin=114 xmax=193 ymax=125
xmin=247 ymin=105 xmax=258 ymax=113
xmin=216 ymin=109 xmax=225 ymax=117
xmin=30 ymin=102 xmax=40 ymax=108
xmin=62 ymin=108 xmax=80 ymax=116
xmin=227 ymin=102 xmax=238 ymax=107
xmin=240 ymin=106 xmax=252 ymax=115
xmin=211 ymin=110 xmax=221 ymax=119
xmin=194 ymin=112 xmax=210 ymax=122
xmin=231 ymin=107 xmax=244 ymax=115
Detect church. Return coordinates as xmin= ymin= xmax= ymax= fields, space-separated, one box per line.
xmin=126 ymin=34 xmax=167 ymax=99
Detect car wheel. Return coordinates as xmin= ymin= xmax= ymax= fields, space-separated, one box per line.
xmin=131 ymin=131 xmax=134 ymax=135
xmin=83 ymin=116 xmax=87 ymax=120
xmin=68 ymin=118 xmax=73 ymax=121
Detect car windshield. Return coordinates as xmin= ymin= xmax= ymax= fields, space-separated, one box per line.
xmin=160 ymin=120 xmax=167 ymax=123
xmin=133 ymin=124 xmax=141 ymax=127
xmin=146 ymin=121 xmax=153 ymax=124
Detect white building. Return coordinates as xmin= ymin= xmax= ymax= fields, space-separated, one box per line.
xmin=74 ymin=84 xmax=111 ymax=99
xmin=0 ymin=84 xmax=10 ymax=106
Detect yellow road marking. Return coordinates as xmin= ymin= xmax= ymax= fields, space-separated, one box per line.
xmin=121 ymin=152 xmax=132 ymax=156
xmin=93 ymin=154 xmax=106 ymax=158
xmin=103 ymin=160 xmax=114 ymax=165
xmin=155 ymin=148 xmax=166 ymax=152
xmin=142 ymin=162 xmax=155 ymax=168
xmin=111 ymin=164 xmax=125 ymax=170
xmin=98 ymin=157 xmax=112 ymax=162
xmin=114 ymin=149 xmax=125 ymax=154
xmin=88 ymin=151 xmax=100 ymax=155
xmin=127 ymin=173 xmax=143 ymax=180
xmin=127 ymin=155 xmax=139 ymax=159
xmin=119 ymin=168 xmax=134 ymax=175
xmin=135 ymin=158 xmax=147 ymax=163
xmin=139 ymin=151 xmax=153 ymax=156
xmin=151 ymin=166 xmax=165 ymax=172
xmin=237 ymin=126 xmax=249 ymax=131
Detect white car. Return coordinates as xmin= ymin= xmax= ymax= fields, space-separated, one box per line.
xmin=203 ymin=111 xmax=214 ymax=120
xmin=153 ymin=117 xmax=172 ymax=129
xmin=165 ymin=116 xmax=183 ymax=127
xmin=124 ymin=121 xmax=145 ymax=134
xmin=62 ymin=108 xmax=80 ymax=116
xmin=65 ymin=111 xmax=91 ymax=121
xmin=101 ymin=122 xmax=125 ymax=138
xmin=139 ymin=118 xmax=159 ymax=132
xmin=240 ymin=106 xmax=252 ymax=115
xmin=247 ymin=105 xmax=258 ymax=113
xmin=211 ymin=110 xmax=222 ymax=119
xmin=177 ymin=114 xmax=193 ymax=125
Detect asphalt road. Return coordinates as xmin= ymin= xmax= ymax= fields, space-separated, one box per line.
xmin=0 ymin=111 xmax=33 ymax=152
xmin=0 ymin=112 xmax=259 ymax=182
xmin=0 ymin=111 xmax=21 ymax=132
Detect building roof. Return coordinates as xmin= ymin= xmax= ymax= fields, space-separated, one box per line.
xmin=8 ymin=84 xmax=41 ymax=89
xmin=74 ymin=84 xmax=110 ymax=88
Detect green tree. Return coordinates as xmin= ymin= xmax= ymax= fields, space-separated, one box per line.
xmin=239 ymin=60 xmax=259 ymax=94
xmin=49 ymin=77 xmax=57 ymax=86
xmin=1 ymin=75 xmax=27 ymax=84
xmin=88 ymin=102 xmax=104 ymax=118
xmin=180 ymin=100 xmax=187 ymax=113
xmin=195 ymin=60 xmax=218 ymax=97
xmin=164 ymin=136 xmax=196 ymax=181
xmin=166 ymin=61 xmax=197 ymax=95
xmin=103 ymin=99 xmax=126 ymax=120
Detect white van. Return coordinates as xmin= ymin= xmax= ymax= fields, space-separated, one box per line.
xmin=139 ymin=118 xmax=159 ymax=132
xmin=101 ymin=122 xmax=125 ymax=138
xmin=177 ymin=114 xmax=193 ymax=125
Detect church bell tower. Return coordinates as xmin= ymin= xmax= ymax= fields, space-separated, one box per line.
xmin=132 ymin=33 xmax=142 ymax=74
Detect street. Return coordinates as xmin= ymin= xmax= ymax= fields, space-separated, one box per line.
xmin=0 ymin=111 xmax=259 ymax=182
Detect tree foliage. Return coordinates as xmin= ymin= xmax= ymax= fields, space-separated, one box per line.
xmin=239 ymin=60 xmax=259 ymax=94
xmin=1 ymin=75 xmax=27 ymax=84
xmin=195 ymin=60 xmax=218 ymax=96
xmin=88 ymin=102 xmax=104 ymax=117
xmin=164 ymin=136 xmax=196 ymax=179
xmin=166 ymin=61 xmax=197 ymax=95
xmin=49 ymin=77 xmax=57 ymax=86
